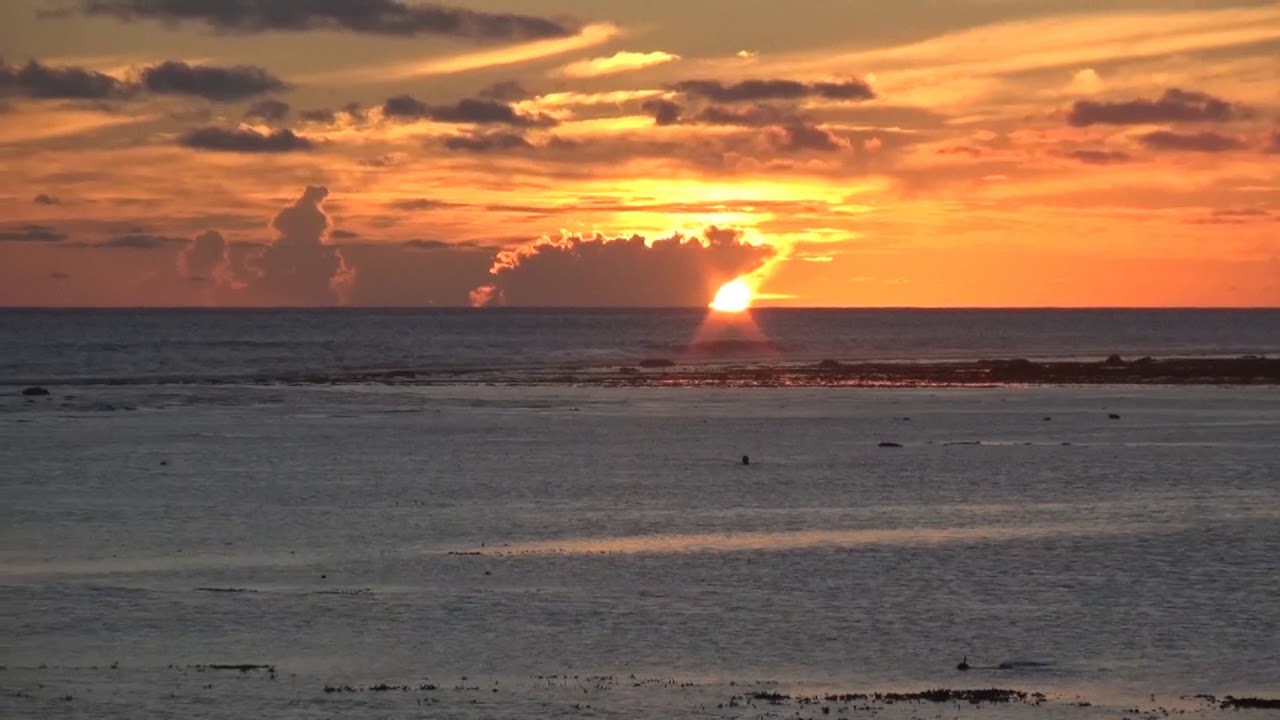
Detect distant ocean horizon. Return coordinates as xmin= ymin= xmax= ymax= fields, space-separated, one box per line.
xmin=3 ymin=307 xmax=1278 ymax=386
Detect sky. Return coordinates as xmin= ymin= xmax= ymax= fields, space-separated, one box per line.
xmin=1 ymin=0 xmax=1278 ymax=308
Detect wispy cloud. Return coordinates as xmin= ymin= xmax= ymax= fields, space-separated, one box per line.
xmin=556 ymin=51 xmax=680 ymax=78
xmin=303 ymin=22 xmax=621 ymax=83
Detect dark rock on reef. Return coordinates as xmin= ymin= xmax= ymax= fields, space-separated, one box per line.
xmin=21 ymin=387 xmax=50 ymax=396
xmin=1104 ymin=354 xmax=1125 ymax=366
xmin=1220 ymin=697 xmax=1280 ymax=710
xmin=638 ymin=358 xmax=675 ymax=368
xmin=817 ymin=359 xmax=842 ymax=370
xmin=878 ymin=442 xmax=903 ymax=448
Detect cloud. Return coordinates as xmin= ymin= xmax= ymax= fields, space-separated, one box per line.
xmin=50 ymin=271 xmax=71 ymax=281
xmin=767 ymin=123 xmax=851 ymax=153
xmin=558 ymin=50 xmax=681 ymax=78
xmin=641 ymin=98 xmax=681 ymax=126
xmin=471 ymin=226 xmax=776 ymax=307
xmin=696 ymin=103 xmax=797 ymax=127
xmin=1268 ymin=130 xmax=1280 ymax=154
xmin=244 ymin=98 xmax=290 ymax=122
xmin=33 ymin=193 xmax=61 ymax=205
xmin=671 ymin=78 xmax=874 ymax=103
xmin=443 ymin=132 xmax=532 ymax=152
xmin=246 ymin=186 xmax=355 ymax=305
xmin=1068 ymin=88 xmax=1241 ymax=127
xmin=74 ymin=0 xmax=576 ymax=40
xmin=1139 ymin=130 xmax=1245 ymax=153
xmin=0 ymin=224 xmax=67 ymax=242
xmin=178 ymin=230 xmax=237 ymax=285
xmin=178 ymin=126 xmax=315 ymax=153
xmin=0 ymin=59 xmax=131 ymax=99
xmin=1066 ymin=149 xmax=1132 ymax=165
xmin=478 ymin=80 xmax=527 ymax=100
xmin=99 ymin=232 xmax=188 ymax=249
xmin=382 ymin=95 xmax=555 ymax=127
xmin=141 ymin=61 xmax=286 ymax=101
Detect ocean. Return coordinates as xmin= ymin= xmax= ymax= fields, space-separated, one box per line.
xmin=2 ymin=309 xmax=1278 ymax=719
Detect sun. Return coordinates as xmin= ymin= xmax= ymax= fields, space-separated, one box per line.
xmin=709 ymin=278 xmax=753 ymax=313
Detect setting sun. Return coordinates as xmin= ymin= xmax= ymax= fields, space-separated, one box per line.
xmin=710 ymin=279 xmax=753 ymax=313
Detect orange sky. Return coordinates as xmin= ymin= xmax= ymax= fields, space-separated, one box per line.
xmin=1 ymin=0 xmax=1278 ymax=307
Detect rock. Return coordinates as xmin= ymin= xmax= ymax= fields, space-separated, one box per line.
xmin=816 ymin=359 xmax=842 ymax=370
xmin=741 ymin=455 xmax=750 ymax=465
xmin=21 ymin=386 xmax=50 ymax=396
xmin=1104 ymin=354 xmax=1125 ymax=366
xmin=878 ymin=442 xmax=903 ymax=448
xmin=1108 ymin=413 xmax=1120 ymax=419
xmin=638 ymin=358 xmax=675 ymax=368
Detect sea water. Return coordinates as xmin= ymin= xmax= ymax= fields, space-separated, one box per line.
xmin=2 ymin=311 xmax=1279 ymax=719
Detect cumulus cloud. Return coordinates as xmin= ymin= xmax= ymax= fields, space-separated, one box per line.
xmin=382 ymin=95 xmax=555 ymax=126
xmin=0 ymin=224 xmax=67 ymax=242
xmin=141 ymin=61 xmax=286 ymax=101
xmin=178 ymin=126 xmax=315 ymax=153
xmin=34 ymin=193 xmax=61 ymax=205
xmin=1068 ymin=88 xmax=1241 ymax=126
xmin=558 ymin=50 xmax=680 ymax=78
xmin=470 ymin=226 xmax=776 ymax=307
xmin=1066 ymin=149 xmax=1132 ymax=164
xmin=73 ymin=0 xmax=576 ymax=40
xmin=671 ymin=78 xmax=874 ymax=102
xmin=0 ymin=59 xmax=131 ymax=99
xmin=246 ymin=186 xmax=355 ymax=305
xmin=178 ymin=230 xmax=238 ymax=285
xmin=245 ymin=98 xmax=291 ymax=122
xmin=1139 ymin=130 xmax=1244 ymax=153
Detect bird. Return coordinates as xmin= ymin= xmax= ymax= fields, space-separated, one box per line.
xmin=956 ymin=656 xmax=970 ymax=671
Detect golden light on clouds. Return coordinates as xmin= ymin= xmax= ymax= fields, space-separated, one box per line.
xmin=1 ymin=1 xmax=1277 ymax=307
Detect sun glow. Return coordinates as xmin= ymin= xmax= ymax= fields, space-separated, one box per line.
xmin=709 ymin=278 xmax=753 ymax=312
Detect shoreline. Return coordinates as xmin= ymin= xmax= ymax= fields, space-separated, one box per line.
xmin=8 ymin=355 xmax=1280 ymax=391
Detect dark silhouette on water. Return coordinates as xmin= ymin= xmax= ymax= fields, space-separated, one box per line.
xmin=742 ymin=455 xmax=749 ymax=465
xmin=957 ymin=656 xmax=970 ymax=671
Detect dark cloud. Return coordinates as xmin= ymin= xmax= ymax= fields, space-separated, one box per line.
xmin=178 ymin=126 xmax=315 ymax=153
xmin=671 ymin=78 xmax=874 ymax=103
xmin=382 ymin=95 xmax=555 ymax=127
xmin=768 ymin=123 xmax=850 ymax=152
xmin=299 ymin=108 xmax=335 ymax=122
xmin=642 ymin=98 xmax=681 ymax=126
xmin=178 ymin=230 xmax=237 ymax=285
xmin=246 ymin=186 xmax=355 ymax=304
xmin=141 ymin=61 xmax=286 ymax=101
xmin=1139 ymin=130 xmax=1244 ymax=153
xmin=1068 ymin=88 xmax=1241 ymax=127
xmin=478 ymin=80 xmax=528 ymax=101
xmin=1066 ymin=149 xmax=1132 ymax=165
xmin=245 ymin=98 xmax=291 ymax=122
xmin=390 ymin=198 xmax=455 ymax=211
xmin=33 ymin=193 xmax=62 ymax=205
xmin=0 ymin=59 xmax=131 ymax=99
xmin=0 ymin=224 xmax=67 ymax=242
xmin=696 ymin=103 xmax=796 ymax=127
xmin=443 ymin=132 xmax=532 ymax=152
xmin=74 ymin=0 xmax=576 ymax=40
xmin=330 ymin=229 xmax=360 ymax=240
xmin=99 ymin=232 xmax=188 ymax=249
xmin=404 ymin=239 xmax=453 ymax=250
xmin=471 ymin=226 xmax=776 ymax=307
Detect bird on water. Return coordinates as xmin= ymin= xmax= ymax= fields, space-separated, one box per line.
xmin=956 ymin=656 xmax=970 ymax=671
